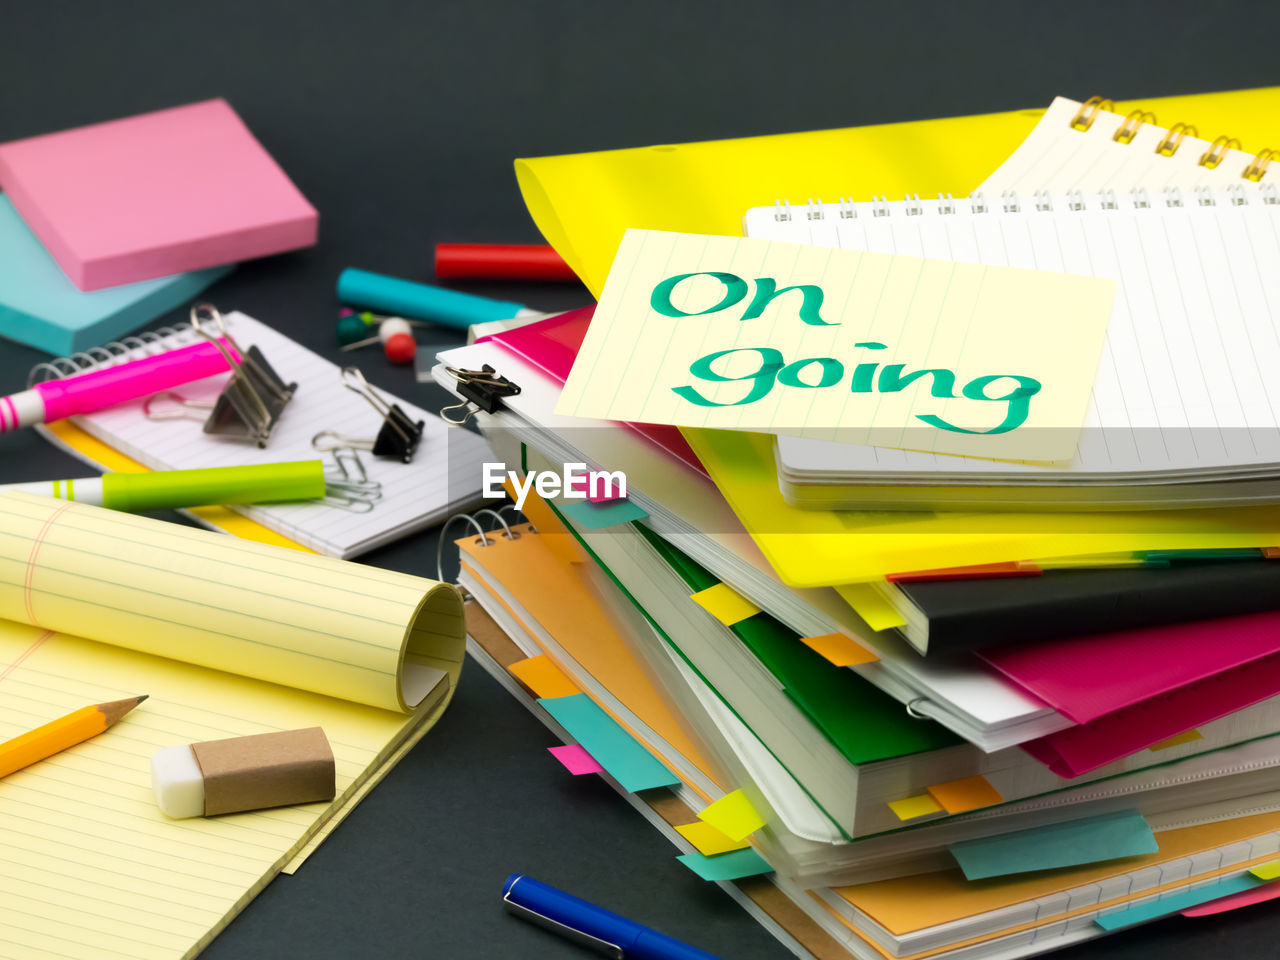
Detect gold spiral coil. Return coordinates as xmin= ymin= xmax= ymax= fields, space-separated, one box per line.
xmin=1243 ymin=148 xmax=1276 ymax=182
xmin=1199 ymin=135 xmax=1241 ymax=169
xmin=1113 ymin=110 xmax=1155 ymax=144
xmin=1155 ymin=122 xmax=1198 ymax=157
xmin=1070 ymin=96 xmax=1114 ymax=132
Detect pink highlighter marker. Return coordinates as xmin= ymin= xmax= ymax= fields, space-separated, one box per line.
xmin=0 ymin=340 xmax=237 ymax=433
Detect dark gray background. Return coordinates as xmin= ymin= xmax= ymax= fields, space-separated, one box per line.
xmin=1 ymin=1 xmax=1278 ymax=956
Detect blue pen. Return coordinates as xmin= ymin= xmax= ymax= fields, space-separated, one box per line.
xmin=502 ymin=874 xmax=724 ymax=960
xmin=337 ymin=268 xmax=543 ymax=330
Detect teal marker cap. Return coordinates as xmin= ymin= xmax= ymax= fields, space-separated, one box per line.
xmin=337 ymin=268 xmax=532 ymax=329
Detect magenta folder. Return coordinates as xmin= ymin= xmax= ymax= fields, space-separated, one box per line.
xmin=0 ymin=100 xmax=317 ymax=290
xmin=480 ymin=306 xmax=708 ymax=477
xmin=980 ymin=610 xmax=1280 ymax=725
xmin=1021 ymin=650 xmax=1280 ymax=776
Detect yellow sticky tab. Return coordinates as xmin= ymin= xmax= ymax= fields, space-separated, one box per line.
xmin=509 ymin=655 xmax=581 ymax=699
xmin=888 ymin=794 xmax=944 ymax=821
xmin=800 ymin=632 xmax=879 ymax=667
xmin=675 ymin=821 xmax=751 ymax=856
xmin=1149 ymin=728 xmax=1204 ymax=751
xmin=834 ymin=583 xmax=907 ymax=632
xmin=1251 ymin=859 xmax=1280 ymax=881
xmin=697 ymin=789 xmax=766 ymax=841
xmin=927 ymin=776 xmax=1004 ymax=814
xmin=689 ymin=584 xmax=760 ymax=626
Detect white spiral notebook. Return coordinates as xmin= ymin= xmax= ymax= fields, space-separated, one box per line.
xmin=744 ymin=184 xmax=1280 ymax=509
xmin=32 ymin=311 xmax=492 ymax=556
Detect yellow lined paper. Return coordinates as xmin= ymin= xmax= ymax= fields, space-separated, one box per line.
xmin=0 ymin=492 xmax=466 ymax=959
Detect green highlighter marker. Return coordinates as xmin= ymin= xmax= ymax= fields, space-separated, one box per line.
xmin=0 ymin=461 xmax=327 ymax=512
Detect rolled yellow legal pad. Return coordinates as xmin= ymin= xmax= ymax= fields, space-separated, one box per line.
xmin=0 ymin=490 xmax=466 ymax=960
xmin=152 ymin=727 xmax=338 ymax=818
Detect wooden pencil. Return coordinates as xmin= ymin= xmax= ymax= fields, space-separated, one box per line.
xmin=0 ymin=695 xmax=148 ymax=779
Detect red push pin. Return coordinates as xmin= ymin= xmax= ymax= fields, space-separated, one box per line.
xmin=339 ymin=315 xmax=419 ymax=365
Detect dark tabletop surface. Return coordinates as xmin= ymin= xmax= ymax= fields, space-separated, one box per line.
xmin=2 ymin=1 xmax=1279 ymax=956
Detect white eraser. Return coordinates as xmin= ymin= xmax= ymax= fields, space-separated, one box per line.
xmin=151 ymin=744 xmax=206 ymax=819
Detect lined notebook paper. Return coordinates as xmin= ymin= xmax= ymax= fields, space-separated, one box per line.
xmin=51 ymin=312 xmax=491 ymax=558
xmin=0 ymin=491 xmax=465 ymax=959
xmin=746 ymin=187 xmax=1280 ymax=479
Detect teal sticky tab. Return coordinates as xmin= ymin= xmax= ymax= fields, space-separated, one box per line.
xmin=677 ymin=847 xmax=772 ymax=881
xmin=538 ymin=693 xmax=679 ymax=792
xmin=1095 ymin=874 xmax=1263 ymax=930
xmin=0 ymin=196 xmax=231 ymax=355
xmin=559 ymin=498 xmax=648 ymax=530
xmin=950 ymin=810 xmax=1158 ymax=881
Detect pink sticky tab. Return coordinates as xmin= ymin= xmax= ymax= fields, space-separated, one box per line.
xmin=566 ymin=472 xmax=626 ymax=503
xmin=548 ymin=744 xmax=604 ymax=776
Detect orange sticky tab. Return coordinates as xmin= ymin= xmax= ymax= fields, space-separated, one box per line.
xmin=926 ymin=775 xmax=1004 ymax=814
xmin=509 ymin=655 xmax=580 ymax=699
xmin=1264 ymin=547 xmax=1280 ymax=558
xmin=689 ymin=583 xmax=760 ymax=626
xmin=800 ymin=633 xmax=879 ymax=667
xmin=675 ymin=821 xmax=751 ymax=856
xmin=888 ymin=794 xmax=943 ymax=821
xmin=1149 ymin=728 xmax=1204 ymax=751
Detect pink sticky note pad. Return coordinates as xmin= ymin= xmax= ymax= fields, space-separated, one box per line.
xmin=548 ymin=744 xmax=604 ymax=776
xmin=0 ymin=100 xmax=318 ymax=290
xmin=1181 ymin=881 xmax=1280 ymax=917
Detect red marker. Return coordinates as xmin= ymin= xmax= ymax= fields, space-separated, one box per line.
xmin=434 ymin=243 xmax=578 ymax=282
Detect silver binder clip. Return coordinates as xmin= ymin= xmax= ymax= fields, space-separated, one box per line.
xmin=191 ymin=304 xmax=297 ymax=448
xmin=321 ymin=367 xmax=424 ymax=463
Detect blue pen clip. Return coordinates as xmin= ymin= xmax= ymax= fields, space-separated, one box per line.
xmin=502 ymin=885 xmax=624 ymax=958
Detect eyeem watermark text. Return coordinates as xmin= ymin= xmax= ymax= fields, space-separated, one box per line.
xmin=483 ymin=462 xmax=627 ymax=510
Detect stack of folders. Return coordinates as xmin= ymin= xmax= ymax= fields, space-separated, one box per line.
xmin=437 ymin=89 xmax=1280 ymax=960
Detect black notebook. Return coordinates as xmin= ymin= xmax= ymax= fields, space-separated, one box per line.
xmin=880 ymin=557 xmax=1280 ymax=654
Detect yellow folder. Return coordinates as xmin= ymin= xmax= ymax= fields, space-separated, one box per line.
xmin=515 ymin=88 xmax=1280 ymax=585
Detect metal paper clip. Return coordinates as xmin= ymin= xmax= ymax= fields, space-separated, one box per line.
xmin=440 ymin=364 xmax=521 ymax=426
xmin=310 ymin=434 xmax=383 ymax=511
xmin=191 ymin=303 xmax=298 ymax=448
xmin=333 ymin=367 xmax=425 ymax=463
xmin=143 ymin=391 xmax=215 ymax=422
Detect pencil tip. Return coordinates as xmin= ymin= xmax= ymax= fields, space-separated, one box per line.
xmin=136 ymin=694 xmax=149 ymax=704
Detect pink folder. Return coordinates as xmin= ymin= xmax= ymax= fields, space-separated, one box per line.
xmin=1021 ymin=649 xmax=1280 ymax=776
xmin=980 ymin=610 xmax=1280 ymax=725
xmin=0 ymin=100 xmax=317 ymax=290
xmin=480 ymin=306 xmax=708 ymax=477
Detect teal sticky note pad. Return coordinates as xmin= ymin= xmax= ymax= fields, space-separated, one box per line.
xmin=1095 ymin=874 xmax=1263 ymax=930
xmin=559 ymin=498 xmax=648 ymax=530
xmin=538 ymin=693 xmax=679 ymax=793
xmin=677 ymin=848 xmax=772 ymax=881
xmin=950 ymin=810 xmax=1158 ymax=881
xmin=0 ymin=195 xmax=232 ymax=355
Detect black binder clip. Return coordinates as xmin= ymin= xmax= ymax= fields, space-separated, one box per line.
xmin=191 ymin=303 xmax=297 ymax=448
xmin=440 ymin=364 xmax=521 ymax=426
xmin=338 ymin=367 xmax=424 ymax=463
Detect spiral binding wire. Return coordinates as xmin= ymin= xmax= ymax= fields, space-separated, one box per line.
xmin=25 ymin=322 xmax=200 ymax=389
xmin=768 ymin=183 xmax=1280 ymax=224
xmin=435 ymin=507 xmax=534 ymax=585
xmin=1067 ymin=95 xmax=1273 ymax=181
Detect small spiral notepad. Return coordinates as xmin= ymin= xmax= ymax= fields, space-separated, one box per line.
xmin=32 ymin=312 xmax=492 ymax=558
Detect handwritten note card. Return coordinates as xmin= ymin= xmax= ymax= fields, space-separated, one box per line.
xmin=557 ymin=230 xmax=1115 ymax=460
